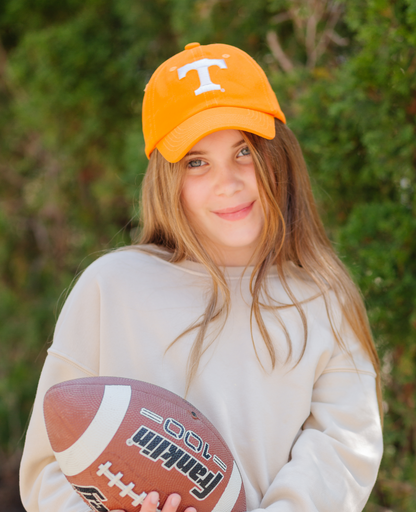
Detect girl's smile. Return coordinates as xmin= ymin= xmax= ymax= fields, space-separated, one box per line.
xmin=212 ymin=201 xmax=255 ymax=220
xmin=181 ymin=129 xmax=264 ymax=266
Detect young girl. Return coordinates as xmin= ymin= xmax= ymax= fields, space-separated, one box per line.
xmin=20 ymin=42 xmax=383 ymax=512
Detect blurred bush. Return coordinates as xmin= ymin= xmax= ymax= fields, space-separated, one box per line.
xmin=0 ymin=0 xmax=415 ymax=510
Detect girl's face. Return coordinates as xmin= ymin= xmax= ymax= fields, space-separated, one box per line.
xmin=181 ymin=129 xmax=264 ymax=266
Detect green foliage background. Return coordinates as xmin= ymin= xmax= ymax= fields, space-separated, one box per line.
xmin=0 ymin=0 xmax=415 ymax=510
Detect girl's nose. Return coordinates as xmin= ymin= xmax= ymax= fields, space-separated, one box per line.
xmin=214 ymin=164 xmax=244 ymax=196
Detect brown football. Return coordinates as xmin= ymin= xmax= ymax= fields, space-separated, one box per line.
xmin=43 ymin=377 xmax=246 ymax=512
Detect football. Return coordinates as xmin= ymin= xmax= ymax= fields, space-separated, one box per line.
xmin=43 ymin=377 xmax=246 ymax=512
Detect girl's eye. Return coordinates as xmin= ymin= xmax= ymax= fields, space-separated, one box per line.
xmin=188 ymin=159 xmax=205 ymax=168
xmin=237 ymin=146 xmax=251 ymax=157
xmin=186 ymin=159 xmax=209 ymax=174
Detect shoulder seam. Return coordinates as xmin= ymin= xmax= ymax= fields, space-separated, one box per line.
xmin=47 ymin=349 xmax=97 ymax=377
xmin=321 ymin=368 xmax=376 ymax=377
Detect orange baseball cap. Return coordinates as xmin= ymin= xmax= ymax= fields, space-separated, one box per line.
xmin=142 ymin=42 xmax=286 ymax=163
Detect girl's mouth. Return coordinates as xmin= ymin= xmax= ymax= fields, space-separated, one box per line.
xmin=212 ymin=201 xmax=255 ymax=221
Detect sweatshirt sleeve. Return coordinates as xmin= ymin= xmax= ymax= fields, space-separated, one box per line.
xmin=19 ymin=266 xmax=102 ymax=512
xmin=19 ymin=354 xmax=94 ymax=512
xmin=252 ymin=306 xmax=383 ymax=512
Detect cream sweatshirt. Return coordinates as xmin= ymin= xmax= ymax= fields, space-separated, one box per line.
xmin=20 ymin=247 xmax=383 ymax=512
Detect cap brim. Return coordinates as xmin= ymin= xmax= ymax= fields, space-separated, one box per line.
xmin=156 ymin=106 xmax=276 ymax=163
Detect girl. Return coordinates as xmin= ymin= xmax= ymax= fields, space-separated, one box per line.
xmin=20 ymin=42 xmax=383 ymax=512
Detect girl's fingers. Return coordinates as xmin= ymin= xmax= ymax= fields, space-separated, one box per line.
xmin=140 ymin=491 xmax=160 ymax=512
xmin=110 ymin=493 xmax=197 ymax=512
xmin=163 ymin=493 xmax=181 ymax=512
xmin=140 ymin=492 xmax=197 ymax=512
xmin=162 ymin=494 xmax=197 ymax=512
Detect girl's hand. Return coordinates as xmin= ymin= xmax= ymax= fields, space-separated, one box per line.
xmin=110 ymin=491 xmax=197 ymax=512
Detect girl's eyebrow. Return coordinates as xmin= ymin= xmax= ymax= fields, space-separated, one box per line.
xmin=186 ymin=150 xmax=207 ymax=157
xmin=186 ymin=139 xmax=246 ymax=157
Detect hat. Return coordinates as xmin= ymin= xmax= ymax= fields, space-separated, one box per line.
xmin=142 ymin=42 xmax=286 ymax=163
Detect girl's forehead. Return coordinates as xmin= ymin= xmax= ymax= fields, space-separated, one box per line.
xmin=189 ymin=129 xmax=244 ymax=152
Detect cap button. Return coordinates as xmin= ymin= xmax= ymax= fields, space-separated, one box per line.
xmin=184 ymin=42 xmax=200 ymax=50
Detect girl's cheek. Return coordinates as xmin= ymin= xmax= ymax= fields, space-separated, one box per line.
xmin=183 ymin=179 xmax=210 ymax=211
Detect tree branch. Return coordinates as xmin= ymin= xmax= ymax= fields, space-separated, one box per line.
xmin=270 ymin=12 xmax=292 ymax=24
xmin=266 ymin=30 xmax=295 ymax=73
xmin=327 ymin=30 xmax=348 ymax=46
xmin=307 ymin=2 xmax=344 ymax=68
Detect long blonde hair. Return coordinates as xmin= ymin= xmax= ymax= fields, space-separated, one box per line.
xmin=137 ymin=120 xmax=382 ymax=420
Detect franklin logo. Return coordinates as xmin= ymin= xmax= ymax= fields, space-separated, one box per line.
xmin=127 ymin=425 xmax=224 ymax=500
xmin=177 ymin=58 xmax=227 ymax=96
xmin=72 ymin=484 xmax=109 ymax=512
